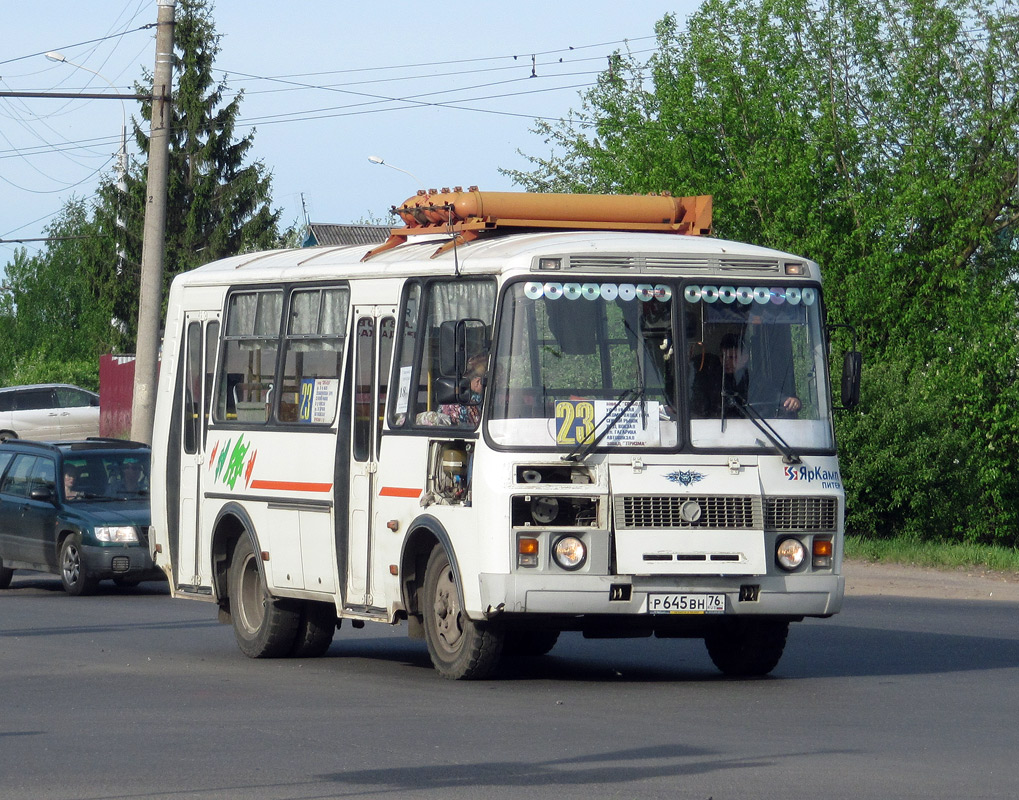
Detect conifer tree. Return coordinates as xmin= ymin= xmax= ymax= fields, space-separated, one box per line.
xmin=95 ymin=0 xmax=282 ymax=345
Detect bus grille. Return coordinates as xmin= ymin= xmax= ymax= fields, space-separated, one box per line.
xmin=560 ymin=253 xmax=785 ymax=274
xmin=615 ymin=495 xmax=761 ymax=530
xmin=764 ymin=497 xmax=838 ymax=531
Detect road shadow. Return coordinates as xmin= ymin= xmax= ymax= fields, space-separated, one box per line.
xmin=315 ymin=742 xmax=849 ymax=792
xmin=4 ymin=572 xmax=168 ymax=596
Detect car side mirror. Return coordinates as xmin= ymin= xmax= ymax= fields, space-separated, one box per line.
xmin=30 ymin=485 xmax=56 ymax=504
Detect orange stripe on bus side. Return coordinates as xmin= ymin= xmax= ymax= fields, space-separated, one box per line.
xmin=379 ymin=486 xmax=422 ymax=498
xmin=249 ymin=480 xmax=333 ymax=493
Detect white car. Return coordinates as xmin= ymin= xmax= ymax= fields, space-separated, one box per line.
xmin=0 ymin=384 xmax=100 ymax=441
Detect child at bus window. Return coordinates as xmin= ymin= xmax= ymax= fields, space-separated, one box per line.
xmin=417 ymin=354 xmax=488 ymax=427
xmin=440 ymin=354 xmax=488 ymax=427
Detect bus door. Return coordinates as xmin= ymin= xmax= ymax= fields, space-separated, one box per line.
xmin=345 ymin=306 xmax=396 ymax=612
xmin=177 ymin=311 xmax=220 ymax=590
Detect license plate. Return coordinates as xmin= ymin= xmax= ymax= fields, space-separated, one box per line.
xmin=647 ymin=593 xmax=725 ymax=614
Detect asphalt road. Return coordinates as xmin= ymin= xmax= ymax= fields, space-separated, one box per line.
xmin=2 ymin=570 xmax=1017 ymax=800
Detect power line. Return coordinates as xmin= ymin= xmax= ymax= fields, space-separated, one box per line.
xmin=0 ymin=24 xmax=155 ymax=68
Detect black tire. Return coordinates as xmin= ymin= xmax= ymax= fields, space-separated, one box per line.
xmin=0 ymin=430 xmax=17 ymax=442
xmin=60 ymin=536 xmax=99 ymax=596
xmin=704 ymin=619 xmax=789 ymax=677
xmin=503 ymin=629 xmax=560 ymax=657
xmin=228 ymin=535 xmax=299 ymax=658
xmin=421 ymin=546 xmax=503 ymax=680
xmin=0 ymin=558 xmax=13 ymax=590
xmin=290 ymin=600 xmax=337 ymax=658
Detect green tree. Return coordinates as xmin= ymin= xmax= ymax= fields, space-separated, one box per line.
xmin=0 ymin=200 xmax=118 ymax=390
xmin=1 ymin=0 xmax=286 ymax=389
xmin=509 ymin=0 xmax=1019 ymax=545
xmin=96 ymin=0 xmax=283 ymax=345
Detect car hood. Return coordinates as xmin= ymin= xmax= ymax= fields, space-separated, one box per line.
xmin=64 ymin=500 xmax=151 ymax=528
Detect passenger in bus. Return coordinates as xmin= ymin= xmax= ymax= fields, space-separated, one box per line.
xmin=719 ymin=334 xmax=801 ymax=417
xmin=688 ymin=340 xmax=722 ymax=417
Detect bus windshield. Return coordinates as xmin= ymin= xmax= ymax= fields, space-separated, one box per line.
xmin=487 ymin=279 xmax=834 ymax=453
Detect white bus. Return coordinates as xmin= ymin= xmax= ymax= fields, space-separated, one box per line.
xmin=150 ymin=190 xmax=860 ymax=679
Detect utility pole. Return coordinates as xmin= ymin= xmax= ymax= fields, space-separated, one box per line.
xmin=131 ymin=0 xmax=176 ymax=444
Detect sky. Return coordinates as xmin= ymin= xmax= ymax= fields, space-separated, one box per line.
xmin=1 ymin=0 xmax=701 ymax=266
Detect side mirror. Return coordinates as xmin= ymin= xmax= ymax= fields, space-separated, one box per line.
xmin=439 ymin=318 xmax=488 ymax=378
xmin=30 ymin=485 xmax=56 ymax=503
xmin=434 ymin=376 xmax=476 ymax=405
xmin=841 ymin=351 xmax=862 ymax=409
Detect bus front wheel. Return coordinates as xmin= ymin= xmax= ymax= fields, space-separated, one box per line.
xmin=229 ymin=535 xmax=299 ymax=658
xmin=421 ymin=547 xmax=503 ymax=680
xmin=704 ymin=619 xmax=789 ymax=677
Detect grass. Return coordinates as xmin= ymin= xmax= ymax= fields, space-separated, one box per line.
xmin=845 ymin=535 xmax=1019 ymax=573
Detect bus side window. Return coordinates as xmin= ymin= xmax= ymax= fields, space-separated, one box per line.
xmin=280 ymin=286 xmax=348 ymax=424
xmin=214 ymin=290 xmax=283 ymax=424
xmin=183 ymin=322 xmax=201 ymax=454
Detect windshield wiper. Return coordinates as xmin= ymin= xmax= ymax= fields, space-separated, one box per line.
xmin=722 ymin=391 xmax=802 ymax=465
xmin=562 ymin=387 xmax=643 ymax=462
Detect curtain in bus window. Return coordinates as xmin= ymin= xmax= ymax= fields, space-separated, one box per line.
xmin=280 ymin=287 xmax=348 ymax=424
xmin=215 ymin=290 xmax=283 ymax=423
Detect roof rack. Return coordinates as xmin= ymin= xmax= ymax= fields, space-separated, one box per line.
xmin=362 ymin=189 xmax=712 ymax=261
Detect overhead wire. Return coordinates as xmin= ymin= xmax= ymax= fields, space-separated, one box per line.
xmin=2 ymin=26 xmax=655 ymax=245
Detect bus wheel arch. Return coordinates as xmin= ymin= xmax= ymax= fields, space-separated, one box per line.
xmin=210 ymin=505 xmax=251 ymax=612
xmin=400 ymin=516 xmax=450 ymax=626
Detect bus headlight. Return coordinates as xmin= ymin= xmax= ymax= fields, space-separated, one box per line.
xmin=552 ymin=536 xmax=587 ymax=571
xmin=776 ymin=538 xmax=806 ymax=570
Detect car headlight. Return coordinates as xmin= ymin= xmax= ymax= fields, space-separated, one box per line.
xmin=776 ymin=537 xmax=806 ymax=570
xmin=94 ymin=526 xmax=139 ymax=544
xmin=552 ymin=536 xmax=587 ymax=571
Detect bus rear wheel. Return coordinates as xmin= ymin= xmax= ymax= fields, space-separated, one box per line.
xmin=229 ymin=535 xmax=299 ymax=658
xmin=421 ymin=546 xmax=503 ymax=680
xmin=290 ymin=600 xmax=337 ymax=658
xmin=704 ymin=619 xmax=789 ymax=677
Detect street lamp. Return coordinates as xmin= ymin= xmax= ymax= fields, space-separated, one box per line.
xmin=368 ymin=155 xmax=424 ymax=187
xmin=46 ymin=51 xmax=128 ymax=271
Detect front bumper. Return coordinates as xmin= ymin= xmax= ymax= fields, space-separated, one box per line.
xmin=80 ymin=544 xmax=164 ymax=582
xmin=479 ymin=572 xmax=844 ymax=619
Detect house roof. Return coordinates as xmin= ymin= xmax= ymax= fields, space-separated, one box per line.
xmin=303 ymin=223 xmax=391 ymax=247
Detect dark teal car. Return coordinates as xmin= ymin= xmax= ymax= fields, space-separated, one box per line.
xmin=0 ymin=439 xmax=163 ymax=595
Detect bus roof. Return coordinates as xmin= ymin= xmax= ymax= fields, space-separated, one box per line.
xmin=173 ymin=228 xmax=820 ymax=287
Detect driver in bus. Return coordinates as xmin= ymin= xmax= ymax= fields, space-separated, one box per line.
xmin=719 ymin=333 xmax=801 ymax=417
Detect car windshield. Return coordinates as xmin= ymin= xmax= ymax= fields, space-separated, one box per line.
xmin=487 ymin=279 xmax=834 ymax=453
xmin=63 ymin=452 xmax=150 ymax=502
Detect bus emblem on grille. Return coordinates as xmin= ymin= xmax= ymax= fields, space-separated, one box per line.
xmin=666 ymin=470 xmax=705 ymax=486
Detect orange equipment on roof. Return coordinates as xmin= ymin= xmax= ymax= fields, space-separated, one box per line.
xmin=361 ymin=188 xmax=712 ymax=260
